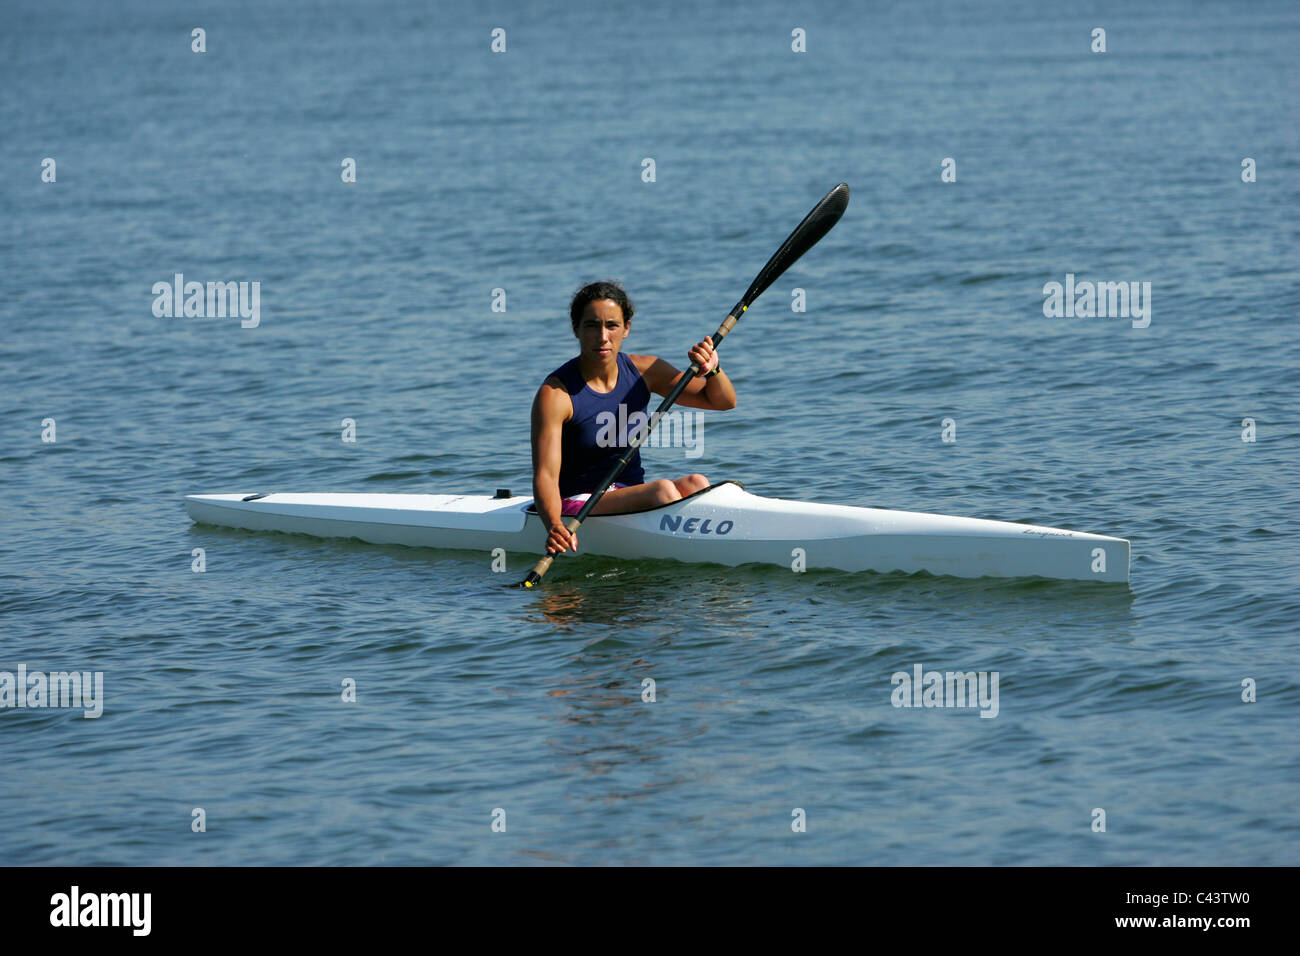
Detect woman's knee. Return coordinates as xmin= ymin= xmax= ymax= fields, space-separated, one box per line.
xmin=655 ymin=479 xmax=682 ymax=504
xmin=678 ymin=473 xmax=709 ymax=494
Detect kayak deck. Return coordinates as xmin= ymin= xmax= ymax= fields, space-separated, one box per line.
xmin=184 ymin=481 xmax=1130 ymax=583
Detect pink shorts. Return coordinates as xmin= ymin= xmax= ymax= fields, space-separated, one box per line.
xmin=560 ymin=484 xmax=629 ymax=516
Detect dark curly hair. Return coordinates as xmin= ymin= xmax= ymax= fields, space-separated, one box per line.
xmin=569 ymin=281 xmax=634 ymax=336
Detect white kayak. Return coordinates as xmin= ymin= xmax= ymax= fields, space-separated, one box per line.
xmin=184 ymin=481 xmax=1129 ymax=583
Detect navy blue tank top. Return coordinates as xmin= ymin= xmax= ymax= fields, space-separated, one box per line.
xmin=547 ymin=351 xmax=651 ymax=497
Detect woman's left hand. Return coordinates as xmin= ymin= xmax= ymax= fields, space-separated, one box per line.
xmin=688 ymin=338 xmax=718 ymax=376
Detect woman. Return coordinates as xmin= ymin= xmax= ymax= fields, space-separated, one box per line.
xmin=531 ymin=281 xmax=738 ymax=556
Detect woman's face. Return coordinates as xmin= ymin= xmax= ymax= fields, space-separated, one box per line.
xmin=577 ymin=298 xmax=629 ymax=360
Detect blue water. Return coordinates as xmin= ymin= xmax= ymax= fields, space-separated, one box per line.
xmin=2 ymin=0 xmax=1297 ymax=865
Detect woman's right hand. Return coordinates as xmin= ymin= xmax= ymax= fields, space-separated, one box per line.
xmin=546 ymin=522 xmax=578 ymax=555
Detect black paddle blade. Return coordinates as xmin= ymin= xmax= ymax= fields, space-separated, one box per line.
xmin=740 ymin=182 xmax=850 ymax=310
